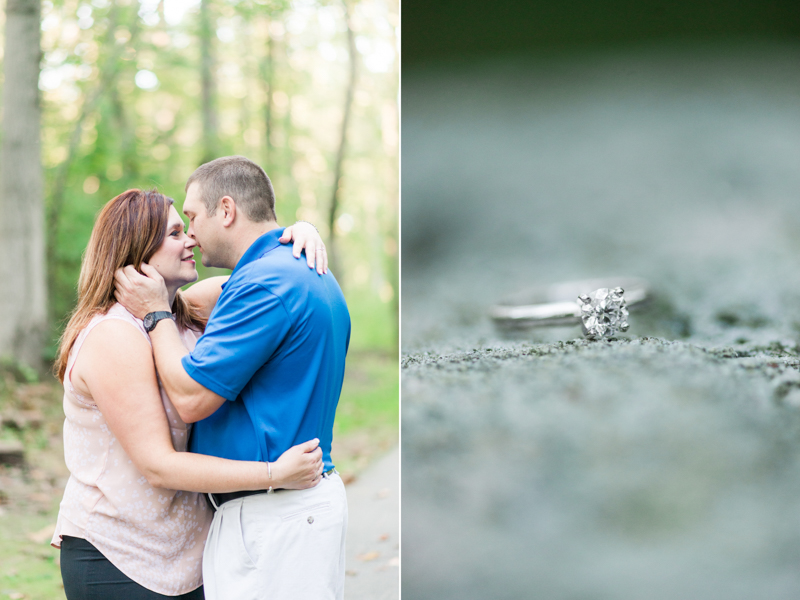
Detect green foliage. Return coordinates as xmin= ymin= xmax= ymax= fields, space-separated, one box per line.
xmin=0 ymin=512 xmax=66 ymax=600
xmin=345 ymin=284 xmax=398 ymax=351
xmin=31 ymin=0 xmax=398 ymax=356
xmin=0 ymin=358 xmax=39 ymax=384
xmin=335 ymin=351 xmax=398 ymax=436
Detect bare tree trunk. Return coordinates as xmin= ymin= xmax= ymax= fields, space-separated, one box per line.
xmin=386 ymin=3 xmax=399 ymax=349
xmin=279 ymin=34 xmax=297 ymax=205
xmin=0 ymin=0 xmax=47 ymax=369
xmin=327 ymin=0 xmax=357 ymax=280
xmin=199 ymin=0 xmax=218 ymax=164
xmin=261 ymin=28 xmax=274 ymax=167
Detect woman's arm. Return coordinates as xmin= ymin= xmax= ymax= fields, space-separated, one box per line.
xmin=71 ymin=319 xmax=323 ymax=492
xmin=183 ymin=276 xmax=229 ymax=320
xmin=279 ymin=221 xmax=328 ymax=274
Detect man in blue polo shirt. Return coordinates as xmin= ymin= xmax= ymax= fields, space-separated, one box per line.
xmin=114 ymin=156 xmax=350 ymax=600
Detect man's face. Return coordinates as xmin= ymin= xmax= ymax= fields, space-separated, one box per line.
xmin=183 ymin=182 xmax=223 ymax=268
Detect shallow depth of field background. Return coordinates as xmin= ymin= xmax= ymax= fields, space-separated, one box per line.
xmin=0 ymin=1 xmax=398 ymax=597
xmin=402 ymin=1 xmax=800 ymax=599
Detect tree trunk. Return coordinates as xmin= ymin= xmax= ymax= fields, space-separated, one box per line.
xmin=279 ymin=34 xmax=297 ymax=206
xmin=0 ymin=0 xmax=47 ymax=370
xmin=327 ymin=0 xmax=357 ymax=280
xmin=261 ymin=29 xmax=274 ymax=167
xmin=199 ymin=0 xmax=218 ymax=164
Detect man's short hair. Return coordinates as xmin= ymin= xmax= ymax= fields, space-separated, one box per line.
xmin=185 ymin=156 xmax=277 ymax=222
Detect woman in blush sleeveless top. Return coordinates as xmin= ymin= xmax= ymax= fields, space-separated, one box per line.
xmin=51 ymin=189 xmax=327 ymax=600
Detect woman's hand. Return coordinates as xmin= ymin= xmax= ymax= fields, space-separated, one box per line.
xmin=279 ymin=222 xmax=328 ymax=275
xmin=270 ymin=438 xmax=325 ymax=490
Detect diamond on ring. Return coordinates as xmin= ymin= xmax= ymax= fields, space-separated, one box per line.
xmin=489 ymin=277 xmax=648 ymax=339
xmin=578 ymin=287 xmax=629 ymax=340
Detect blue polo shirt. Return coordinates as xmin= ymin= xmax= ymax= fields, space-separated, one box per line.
xmin=183 ymin=228 xmax=350 ymax=471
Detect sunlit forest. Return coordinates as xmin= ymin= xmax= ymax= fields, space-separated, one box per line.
xmin=25 ymin=0 xmax=398 ymax=347
xmin=0 ymin=0 xmax=398 ymax=596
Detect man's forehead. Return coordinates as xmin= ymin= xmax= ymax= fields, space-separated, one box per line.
xmin=183 ymin=186 xmax=201 ymax=213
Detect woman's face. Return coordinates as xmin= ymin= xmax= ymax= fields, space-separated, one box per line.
xmin=148 ymin=206 xmax=199 ymax=291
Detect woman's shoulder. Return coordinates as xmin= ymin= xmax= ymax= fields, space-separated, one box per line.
xmin=82 ymin=303 xmax=148 ymax=345
xmin=105 ymin=302 xmax=143 ymax=324
xmin=68 ymin=305 xmax=153 ymax=394
xmin=101 ymin=304 xmax=196 ymax=343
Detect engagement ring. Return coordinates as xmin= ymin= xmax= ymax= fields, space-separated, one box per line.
xmin=489 ymin=277 xmax=650 ymax=340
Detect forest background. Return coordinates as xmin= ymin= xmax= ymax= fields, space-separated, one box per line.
xmin=0 ymin=0 xmax=398 ymax=597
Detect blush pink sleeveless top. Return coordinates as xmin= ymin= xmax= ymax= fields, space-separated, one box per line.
xmin=51 ymin=303 xmax=213 ymax=595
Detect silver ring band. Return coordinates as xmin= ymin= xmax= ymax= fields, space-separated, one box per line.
xmin=490 ymin=277 xmax=650 ymax=332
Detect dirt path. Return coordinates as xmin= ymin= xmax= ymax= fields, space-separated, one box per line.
xmin=343 ymin=445 xmax=399 ymax=600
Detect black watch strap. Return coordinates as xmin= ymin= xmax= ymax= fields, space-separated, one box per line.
xmin=143 ymin=311 xmax=173 ymax=332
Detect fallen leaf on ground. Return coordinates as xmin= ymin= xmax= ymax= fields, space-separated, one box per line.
xmin=357 ymin=551 xmax=380 ymax=562
xmin=27 ymin=492 xmax=52 ymax=505
xmin=27 ymin=523 xmax=55 ymax=544
xmin=378 ymin=533 xmax=390 ymax=541
xmin=345 ymin=569 xmax=358 ymax=577
xmin=29 ymin=469 xmax=48 ymax=481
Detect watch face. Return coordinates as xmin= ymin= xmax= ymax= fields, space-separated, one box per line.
xmin=143 ymin=314 xmax=154 ymax=330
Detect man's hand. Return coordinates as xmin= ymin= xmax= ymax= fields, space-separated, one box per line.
xmin=114 ymin=263 xmax=171 ymax=319
xmin=271 ymin=438 xmax=324 ymax=490
xmin=279 ymin=222 xmax=328 ymax=275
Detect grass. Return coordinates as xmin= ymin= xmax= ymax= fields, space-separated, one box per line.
xmin=332 ymin=350 xmax=400 ymax=477
xmin=0 ymin=346 xmax=397 ymax=600
xmin=0 ymin=503 xmax=65 ymax=600
xmin=0 ymin=374 xmax=68 ymax=600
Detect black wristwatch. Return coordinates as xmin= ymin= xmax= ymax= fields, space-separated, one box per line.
xmin=143 ymin=311 xmax=174 ymax=332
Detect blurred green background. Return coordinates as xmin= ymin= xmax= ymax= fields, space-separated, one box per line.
xmin=0 ymin=1 xmax=397 ymax=598
xmin=403 ymin=0 xmax=800 ymax=67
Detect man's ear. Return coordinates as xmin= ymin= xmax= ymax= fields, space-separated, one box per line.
xmin=219 ymin=196 xmax=236 ymax=227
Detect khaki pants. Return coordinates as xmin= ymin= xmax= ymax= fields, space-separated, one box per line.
xmin=203 ymin=473 xmax=347 ymax=600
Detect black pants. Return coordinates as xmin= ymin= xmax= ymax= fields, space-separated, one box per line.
xmin=60 ymin=536 xmax=205 ymax=600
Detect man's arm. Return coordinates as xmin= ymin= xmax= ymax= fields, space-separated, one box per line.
xmin=74 ymin=319 xmax=323 ymax=490
xmin=114 ymin=264 xmax=226 ymax=423
xmin=149 ymin=317 xmax=226 ymax=422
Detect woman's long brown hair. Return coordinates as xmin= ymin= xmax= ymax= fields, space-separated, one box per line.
xmin=55 ymin=189 xmax=207 ymax=382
